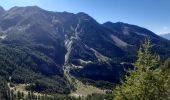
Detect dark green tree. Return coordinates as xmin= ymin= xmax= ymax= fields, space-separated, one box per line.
xmin=161 ymin=58 xmax=170 ymax=98
xmin=114 ymin=40 xmax=168 ymax=100
xmin=17 ymin=91 xmax=22 ymax=100
xmin=28 ymin=91 xmax=31 ymax=100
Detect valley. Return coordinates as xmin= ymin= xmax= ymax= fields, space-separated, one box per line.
xmin=0 ymin=5 xmax=169 ymax=100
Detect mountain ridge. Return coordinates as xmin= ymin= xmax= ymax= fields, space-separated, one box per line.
xmin=161 ymin=33 xmax=170 ymax=40
xmin=0 ymin=6 xmax=169 ymax=94
xmin=0 ymin=6 xmax=6 ymax=16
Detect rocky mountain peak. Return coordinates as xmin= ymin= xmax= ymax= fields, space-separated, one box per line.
xmin=7 ymin=6 xmax=44 ymax=15
xmin=76 ymin=12 xmax=97 ymax=23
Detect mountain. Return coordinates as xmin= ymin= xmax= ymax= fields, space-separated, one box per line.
xmin=103 ymin=22 xmax=170 ymax=59
xmin=0 ymin=6 xmax=170 ymax=94
xmin=0 ymin=6 xmax=6 ymax=15
xmin=161 ymin=33 xmax=170 ymax=40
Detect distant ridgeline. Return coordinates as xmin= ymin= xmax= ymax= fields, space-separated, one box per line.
xmin=160 ymin=33 xmax=170 ymax=40
xmin=0 ymin=6 xmax=169 ymax=96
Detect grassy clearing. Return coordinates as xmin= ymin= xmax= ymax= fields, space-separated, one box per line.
xmin=70 ymin=79 xmax=105 ymax=97
xmin=8 ymin=83 xmax=42 ymax=97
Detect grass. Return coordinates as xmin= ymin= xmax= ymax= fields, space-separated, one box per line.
xmin=70 ymin=78 xmax=105 ymax=97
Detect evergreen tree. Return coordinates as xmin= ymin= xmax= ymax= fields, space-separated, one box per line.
xmin=161 ymin=58 xmax=170 ymax=98
xmin=10 ymin=90 xmax=14 ymax=100
xmin=17 ymin=91 xmax=22 ymax=100
xmin=114 ymin=40 xmax=167 ymax=100
xmin=28 ymin=91 xmax=31 ymax=100
xmin=21 ymin=92 xmax=24 ymax=99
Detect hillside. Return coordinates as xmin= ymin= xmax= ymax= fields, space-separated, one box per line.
xmin=0 ymin=6 xmax=169 ymax=95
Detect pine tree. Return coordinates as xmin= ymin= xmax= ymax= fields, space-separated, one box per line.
xmin=114 ymin=40 xmax=167 ymax=100
xmin=21 ymin=92 xmax=24 ymax=99
xmin=161 ymin=58 xmax=170 ymax=98
xmin=28 ymin=91 xmax=31 ymax=100
xmin=10 ymin=90 xmax=14 ymax=100
xmin=17 ymin=91 xmax=22 ymax=100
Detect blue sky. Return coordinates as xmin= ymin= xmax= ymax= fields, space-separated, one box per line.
xmin=0 ymin=0 xmax=170 ymax=35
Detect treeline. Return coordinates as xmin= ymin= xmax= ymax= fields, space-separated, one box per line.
xmin=0 ymin=83 xmax=113 ymax=100
xmin=0 ymin=75 xmax=113 ymax=100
